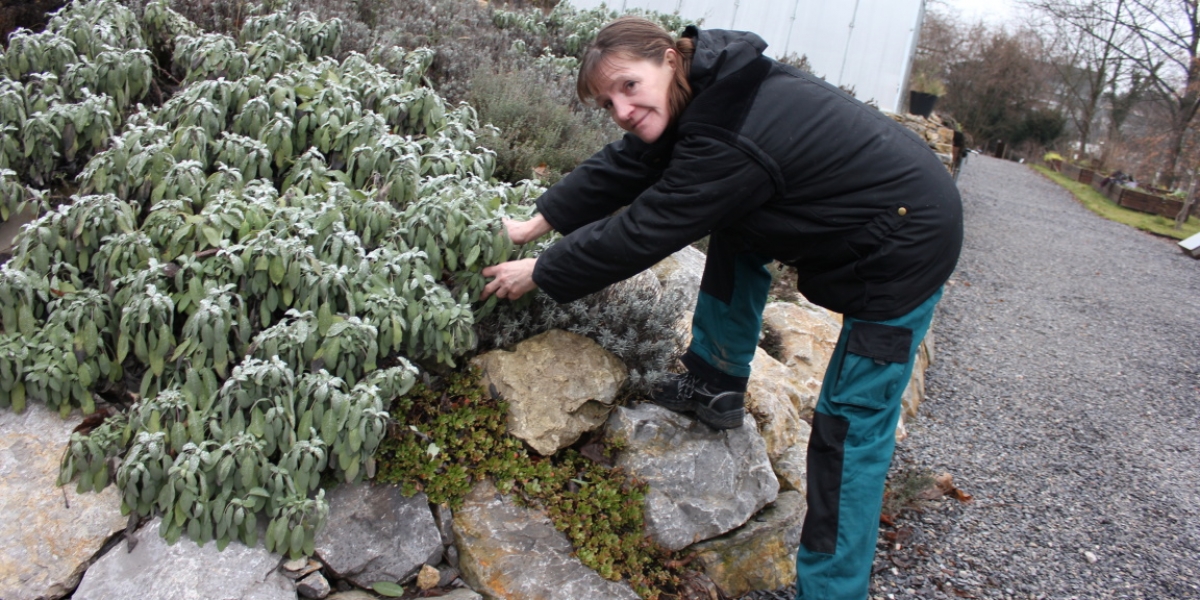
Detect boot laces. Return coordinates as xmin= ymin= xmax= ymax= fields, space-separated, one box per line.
xmin=678 ymin=372 xmax=696 ymax=401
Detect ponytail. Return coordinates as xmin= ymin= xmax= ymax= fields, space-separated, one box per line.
xmin=668 ymin=36 xmax=695 ymax=121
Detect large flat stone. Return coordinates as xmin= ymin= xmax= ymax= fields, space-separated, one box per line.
xmin=72 ymin=518 xmax=295 ymax=600
xmin=0 ymin=404 xmax=127 ymax=600
xmin=606 ymin=404 xmax=779 ymax=551
xmin=454 ymin=479 xmax=641 ymax=600
xmin=314 ymin=483 xmax=442 ymax=588
xmin=474 ymin=329 xmax=626 ymax=456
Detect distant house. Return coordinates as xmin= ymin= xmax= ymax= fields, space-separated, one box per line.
xmin=567 ymin=0 xmax=927 ymax=114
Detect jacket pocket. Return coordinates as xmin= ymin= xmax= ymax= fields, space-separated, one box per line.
xmin=829 ymin=322 xmax=913 ymax=410
xmin=864 ymin=203 xmax=912 ymax=241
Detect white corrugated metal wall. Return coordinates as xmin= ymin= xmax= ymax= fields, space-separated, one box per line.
xmin=566 ymin=0 xmax=926 ymax=114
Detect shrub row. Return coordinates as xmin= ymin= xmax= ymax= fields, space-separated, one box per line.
xmin=1 ymin=0 xmax=538 ymax=557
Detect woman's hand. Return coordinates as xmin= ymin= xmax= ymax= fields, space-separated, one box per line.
xmin=481 ymin=258 xmax=539 ymax=300
xmin=482 ymin=216 xmax=550 ymax=300
xmin=504 ymin=214 xmax=553 ymax=245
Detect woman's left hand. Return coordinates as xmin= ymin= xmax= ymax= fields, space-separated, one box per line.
xmin=481 ymin=258 xmax=539 ymax=300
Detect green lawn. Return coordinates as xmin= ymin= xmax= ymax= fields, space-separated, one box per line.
xmin=1032 ymin=165 xmax=1200 ymax=240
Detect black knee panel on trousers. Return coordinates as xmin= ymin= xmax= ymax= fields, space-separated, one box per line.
xmin=801 ymin=411 xmax=850 ymax=555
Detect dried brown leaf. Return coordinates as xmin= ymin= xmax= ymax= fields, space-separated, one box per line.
xmin=935 ymin=473 xmax=974 ymax=503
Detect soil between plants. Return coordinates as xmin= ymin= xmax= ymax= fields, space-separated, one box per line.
xmin=746 ymin=154 xmax=1200 ymax=599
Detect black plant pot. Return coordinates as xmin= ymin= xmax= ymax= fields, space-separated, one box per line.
xmin=908 ymin=91 xmax=939 ymax=117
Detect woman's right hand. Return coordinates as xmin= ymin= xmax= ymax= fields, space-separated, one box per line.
xmin=503 ymin=214 xmax=553 ymax=245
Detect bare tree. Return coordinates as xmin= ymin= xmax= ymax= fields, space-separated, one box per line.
xmin=1031 ymin=0 xmax=1200 ymax=186
xmin=1027 ymin=0 xmax=1132 ymax=159
xmin=912 ymin=7 xmax=981 ymax=84
xmin=1101 ymin=67 xmax=1151 ymax=164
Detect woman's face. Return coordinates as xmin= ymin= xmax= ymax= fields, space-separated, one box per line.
xmin=592 ymin=51 xmax=677 ymax=143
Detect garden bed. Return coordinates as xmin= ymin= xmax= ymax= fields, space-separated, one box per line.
xmin=1033 ymin=166 xmax=1200 ymax=240
xmin=1057 ymin=166 xmax=1200 ymax=221
xmin=1060 ymin=163 xmax=1095 ymax=185
xmin=1116 ymin=188 xmax=1184 ymax=218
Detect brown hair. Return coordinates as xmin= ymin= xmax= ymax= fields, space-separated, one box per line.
xmin=576 ymin=17 xmax=695 ymax=123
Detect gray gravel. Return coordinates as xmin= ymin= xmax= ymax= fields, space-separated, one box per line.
xmin=748 ymin=155 xmax=1200 ymax=600
xmin=871 ymin=155 xmax=1200 ymax=600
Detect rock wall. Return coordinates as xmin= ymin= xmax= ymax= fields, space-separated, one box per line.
xmin=890 ymin=112 xmax=958 ymax=173
xmin=5 ymin=246 xmax=940 ymax=600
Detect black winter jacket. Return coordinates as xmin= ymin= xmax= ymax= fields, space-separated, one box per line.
xmin=532 ymin=26 xmax=963 ymax=321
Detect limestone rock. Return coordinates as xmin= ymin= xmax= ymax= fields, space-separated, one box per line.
xmin=433 ymin=503 xmax=455 ymax=546
xmin=72 ymin=517 xmax=295 ymax=600
xmin=895 ymin=415 xmax=910 ymax=443
xmin=453 ymin=479 xmax=640 ymax=600
xmin=440 ymin=589 xmax=484 ymax=600
xmin=606 ymin=403 xmax=779 ymax=551
xmin=747 ymin=347 xmax=810 ymax=462
xmin=761 ymin=301 xmax=842 ymax=367
xmin=761 ymin=301 xmax=842 ymax=417
xmin=417 ymin=564 xmax=440 ymax=589
xmin=771 ymin=424 xmax=811 ymax=494
xmin=437 ymin=566 xmax=462 ymax=587
xmin=675 ymin=308 xmax=695 ymax=349
xmin=650 ymin=245 xmax=706 ymax=306
xmin=326 ymin=592 xmax=376 ymax=600
xmin=0 ymin=404 xmax=128 ymax=600
xmin=474 ymin=329 xmax=627 ymax=455
xmin=297 ymin=571 xmax=331 ymax=599
xmin=678 ymin=571 xmax=725 ymax=599
xmin=887 ymin=112 xmax=958 ymax=172
xmin=902 ymin=332 xmax=935 ymax=419
xmin=282 ymin=557 xmax=322 ymax=580
xmin=283 ymin=557 xmax=309 ymax=572
xmin=746 ymin=347 xmax=816 ymax=494
xmin=689 ymin=491 xmax=807 ymax=598
xmin=314 ymin=483 xmax=442 ymax=588
xmin=896 ymin=332 xmax=934 ymax=443
xmin=651 ymin=246 xmax=704 ymax=345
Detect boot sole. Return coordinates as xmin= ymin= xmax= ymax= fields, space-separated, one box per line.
xmin=695 ymin=405 xmax=745 ymax=430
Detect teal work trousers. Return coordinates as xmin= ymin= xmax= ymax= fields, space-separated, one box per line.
xmin=683 ymin=236 xmax=942 ymax=600
xmin=795 ymin=288 xmax=941 ymax=600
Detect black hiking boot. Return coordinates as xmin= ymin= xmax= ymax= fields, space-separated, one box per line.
xmin=652 ymin=372 xmax=745 ymax=430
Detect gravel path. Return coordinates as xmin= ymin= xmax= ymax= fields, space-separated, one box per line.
xmin=867 ymin=155 xmax=1200 ymax=599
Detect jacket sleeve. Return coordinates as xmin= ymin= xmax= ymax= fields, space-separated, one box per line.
xmin=533 ymin=134 xmax=776 ymax=303
xmin=535 ymin=133 xmax=669 ymax=234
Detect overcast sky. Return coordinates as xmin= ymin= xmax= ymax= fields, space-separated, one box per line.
xmin=939 ymin=0 xmax=1020 ymax=26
